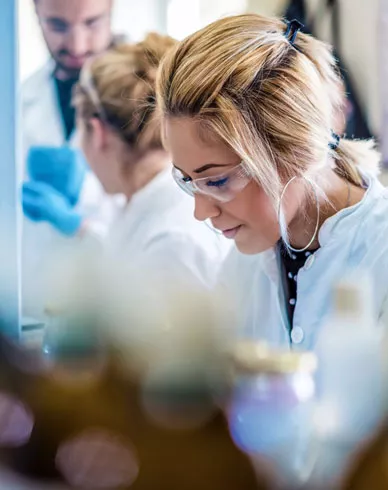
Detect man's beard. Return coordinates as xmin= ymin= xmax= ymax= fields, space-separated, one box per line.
xmin=52 ymin=52 xmax=93 ymax=81
xmin=52 ymin=37 xmax=116 ymax=81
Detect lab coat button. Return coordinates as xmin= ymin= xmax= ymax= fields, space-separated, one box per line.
xmin=304 ymin=255 xmax=315 ymax=270
xmin=291 ymin=326 xmax=304 ymax=344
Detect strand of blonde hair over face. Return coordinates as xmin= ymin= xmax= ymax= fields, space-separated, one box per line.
xmin=156 ymin=14 xmax=380 ymax=208
xmin=74 ymin=32 xmax=176 ymax=154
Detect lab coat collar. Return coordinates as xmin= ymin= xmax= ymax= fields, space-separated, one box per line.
xmin=260 ymin=173 xmax=384 ymax=282
xmin=318 ymin=173 xmax=383 ymax=246
xmin=22 ymin=60 xmax=79 ymax=148
xmin=22 ymin=60 xmax=55 ymax=104
xmin=261 ymin=249 xmax=278 ymax=284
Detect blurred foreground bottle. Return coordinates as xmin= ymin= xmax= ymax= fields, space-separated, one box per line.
xmin=313 ymin=272 xmax=384 ymax=484
xmin=228 ymin=342 xmax=317 ymax=488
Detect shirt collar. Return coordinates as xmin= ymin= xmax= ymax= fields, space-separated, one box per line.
xmin=318 ymin=173 xmax=384 ymax=246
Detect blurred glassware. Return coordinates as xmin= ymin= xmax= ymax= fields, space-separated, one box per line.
xmin=228 ymin=341 xmax=317 ymax=488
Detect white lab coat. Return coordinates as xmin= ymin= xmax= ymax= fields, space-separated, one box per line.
xmin=218 ymin=175 xmax=388 ymax=352
xmin=21 ymin=62 xmax=118 ymax=319
xmin=86 ymin=169 xmax=231 ymax=369
xmin=104 ymin=168 xmax=230 ymax=289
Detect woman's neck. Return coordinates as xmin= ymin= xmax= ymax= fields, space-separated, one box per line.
xmin=287 ymin=170 xmax=366 ymax=250
xmin=120 ymin=149 xmax=171 ymax=201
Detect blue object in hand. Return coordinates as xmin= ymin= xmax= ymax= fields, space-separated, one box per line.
xmin=22 ymin=181 xmax=82 ymax=236
xmin=27 ymin=146 xmax=88 ymax=206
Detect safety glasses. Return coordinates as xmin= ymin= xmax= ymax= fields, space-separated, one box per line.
xmin=172 ymin=163 xmax=252 ymax=203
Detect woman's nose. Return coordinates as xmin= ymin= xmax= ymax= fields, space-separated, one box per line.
xmin=193 ymin=194 xmax=221 ymax=222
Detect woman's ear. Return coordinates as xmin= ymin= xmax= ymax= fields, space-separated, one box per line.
xmin=87 ymin=117 xmax=109 ymax=151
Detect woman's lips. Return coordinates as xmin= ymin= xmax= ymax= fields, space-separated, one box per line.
xmin=222 ymin=225 xmax=242 ymax=239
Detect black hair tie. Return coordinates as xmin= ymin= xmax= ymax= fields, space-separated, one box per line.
xmin=284 ymin=19 xmax=304 ymax=46
xmin=329 ymin=131 xmax=341 ymax=151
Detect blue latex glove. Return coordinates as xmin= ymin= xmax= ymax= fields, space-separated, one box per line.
xmin=22 ymin=181 xmax=83 ymax=237
xmin=27 ymin=146 xmax=88 ymax=206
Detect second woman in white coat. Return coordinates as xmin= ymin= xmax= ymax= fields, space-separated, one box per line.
xmin=23 ymin=33 xmax=229 ymax=311
xmin=72 ymin=33 xmax=229 ymax=289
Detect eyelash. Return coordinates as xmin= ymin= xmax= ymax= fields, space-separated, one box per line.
xmin=206 ymin=177 xmax=229 ymax=188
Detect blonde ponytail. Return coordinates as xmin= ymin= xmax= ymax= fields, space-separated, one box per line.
xmin=333 ymin=139 xmax=380 ymax=186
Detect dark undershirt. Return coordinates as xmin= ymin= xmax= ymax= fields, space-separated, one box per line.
xmin=277 ymin=241 xmax=318 ymax=329
xmin=54 ymin=77 xmax=78 ymax=142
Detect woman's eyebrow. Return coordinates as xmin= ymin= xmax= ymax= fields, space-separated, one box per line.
xmin=173 ymin=163 xmax=233 ymax=174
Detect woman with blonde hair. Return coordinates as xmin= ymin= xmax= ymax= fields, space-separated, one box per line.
xmin=156 ymin=15 xmax=388 ymax=348
xmin=23 ymin=33 xmax=229 ymax=292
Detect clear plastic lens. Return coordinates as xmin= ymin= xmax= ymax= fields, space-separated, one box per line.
xmin=172 ymin=164 xmax=250 ymax=203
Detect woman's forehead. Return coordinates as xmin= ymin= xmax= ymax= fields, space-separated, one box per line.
xmin=165 ymin=118 xmax=239 ymax=172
